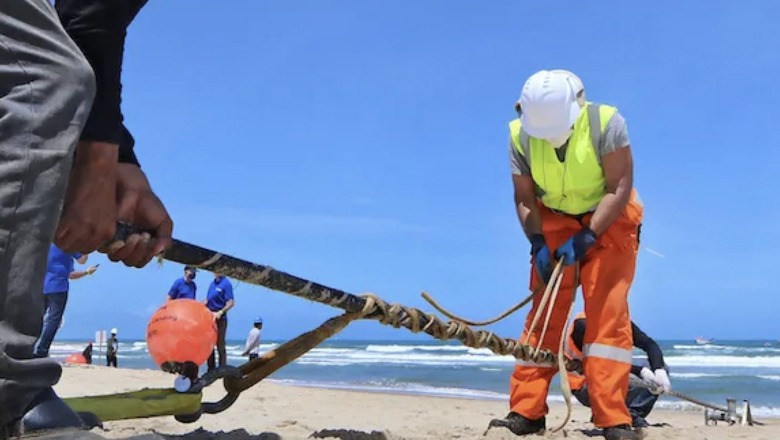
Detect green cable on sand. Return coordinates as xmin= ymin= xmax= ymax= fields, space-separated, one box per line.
xmin=63 ymin=388 xmax=202 ymax=422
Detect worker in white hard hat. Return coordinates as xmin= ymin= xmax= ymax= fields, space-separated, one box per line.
xmin=106 ymin=328 xmax=119 ymax=368
xmin=492 ymin=70 xmax=644 ymax=440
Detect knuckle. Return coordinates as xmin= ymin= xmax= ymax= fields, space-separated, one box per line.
xmin=97 ymin=226 xmax=116 ymax=242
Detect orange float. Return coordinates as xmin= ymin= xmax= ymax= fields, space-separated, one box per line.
xmin=64 ymin=353 xmax=87 ymax=364
xmin=146 ymin=298 xmax=217 ymax=369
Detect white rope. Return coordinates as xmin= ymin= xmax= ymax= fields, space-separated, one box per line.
xmin=523 ymin=258 xmax=564 ymax=347
xmin=534 ymin=270 xmax=564 ymax=358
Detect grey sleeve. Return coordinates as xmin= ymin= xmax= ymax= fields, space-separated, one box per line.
xmin=599 ymin=111 xmax=631 ymax=157
xmin=509 ymin=139 xmax=531 ymax=176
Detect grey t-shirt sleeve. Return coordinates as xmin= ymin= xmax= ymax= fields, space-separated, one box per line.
xmin=509 ymin=138 xmax=531 ymax=176
xmin=599 ymin=111 xmax=631 ymax=157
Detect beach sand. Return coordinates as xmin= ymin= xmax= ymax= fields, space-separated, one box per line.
xmin=56 ymin=364 xmax=779 ymax=440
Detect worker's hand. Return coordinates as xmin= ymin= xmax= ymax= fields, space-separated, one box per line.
xmin=529 ymin=234 xmax=553 ymax=283
xmin=641 ymin=367 xmax=670 ymax=394
xmin=55 ymin=142 xmax=118 ymax=254
xmin=640 ymin=367 xmax=654 ymax=382
xmin=652 ymin=368 xmax=672 ymax=394
xmin=101 ymin=164 xmax=173 ymax=268
xmin=554 ymin=227 xmax=598 ymax=266
xmin=86 ymin=265 xmax=99 ymax=275
xmin=212 ymin=310 xmax=223 ymax=321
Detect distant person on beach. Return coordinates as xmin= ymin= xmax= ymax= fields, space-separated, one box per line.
xmin=82 ymin=343 xmax=93 ymax=365
xmin=242 ymin=317 xmax=264 ymax=361
xmin=33 ymin=244 xmax=99 ymax=358
xmin=106 ymin=328 xmax=119 ymax=368
xmin=167 ymin=266 xmax=198 ymax=301
xmin=205 ymin=274 xmax=235 ymax=372
xmin=565 ymin=312 xmax=671 ymax=428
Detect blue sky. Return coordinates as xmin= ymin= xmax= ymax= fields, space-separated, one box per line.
xmin=58 ymin=0 xmax=780 ymax=343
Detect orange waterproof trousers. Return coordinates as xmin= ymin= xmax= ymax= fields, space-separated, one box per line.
xmin=509 ymin=190 xmax=643 ymax=428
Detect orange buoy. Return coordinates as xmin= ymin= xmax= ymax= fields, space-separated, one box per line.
xmin=146 ymin=298 xmax=217 ymax=369
xmin=64 ymin=353 xmax=87 ymax=364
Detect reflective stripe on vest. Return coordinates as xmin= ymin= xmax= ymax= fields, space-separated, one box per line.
xmin=508 ymin=103 xmax=617 ymax=215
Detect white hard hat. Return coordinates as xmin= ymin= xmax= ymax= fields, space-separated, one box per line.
xmin=518 ymin=70 xmax=584 ymax=139
xmin=111 ymin=328 xmax=117 ymax=334
xmin=549 ymin=69 xmax=585 ymax=103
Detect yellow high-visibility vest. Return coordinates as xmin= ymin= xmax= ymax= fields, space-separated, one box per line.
xmin=509 ymin=103 xmax=617 ymax=215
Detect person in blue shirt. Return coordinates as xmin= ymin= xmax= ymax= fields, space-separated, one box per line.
xmin=205 ymin=273 xmax=235 ymax=372
xmin=33 ymin=244 xmax=98 ymax=358
xmin=166 ymin=266 xmax=197 ymax=301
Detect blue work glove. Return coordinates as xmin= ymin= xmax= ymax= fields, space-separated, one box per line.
xmin=554 ymin=227 xmax=598 ymax=266
xmin=529 ymin=234 xmax=553 ymax=283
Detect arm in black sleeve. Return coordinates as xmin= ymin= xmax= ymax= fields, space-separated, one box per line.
xmin=54 ymin=0 xmax=149 ymax=166
xmin=631 ymin=321 xmax=666 ymax=371
xmin=630 ymin=365 xmax=643 ymax=377
xmin=118 ymin=124 xmax=139 ymax=165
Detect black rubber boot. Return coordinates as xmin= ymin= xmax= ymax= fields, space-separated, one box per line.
xmin=631 ymin=415 xmax=649 ymax=428
xmin=487 ymin=412 xmax=546 ymax=435
xmin=603 ymin=424 xmax=640 ymax=440
xmin=20 ymin=387 xmax=86 ymax=434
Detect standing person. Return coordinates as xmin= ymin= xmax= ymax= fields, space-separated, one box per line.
xmin=565 ymin=313 xmax=671 ymax=428
xmin=1 ymin=0 xmax=173 ymax=436
xmin=82 ymin=342 xmax=93 ymax=365
xmin=106 ymin=328 xmax=119 ymax=368
xmin=205 ymin=274 xmax=235 ymax=372
xmin=167 ymin=266 xmax=197 ymax=301
xmin=241 ymin=317 xmax=263 ymax=361
xmin=33 ymin=244 xmax=98 ymax=358
xmin=494 ymin=69 xmax=644 ymax=440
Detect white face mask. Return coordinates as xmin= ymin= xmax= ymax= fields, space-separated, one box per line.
xmin=546 ymin=130 xmax=573 ymax=149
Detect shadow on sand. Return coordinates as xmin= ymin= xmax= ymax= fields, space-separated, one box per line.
xmin=125 ymin=427 xmax=392 ymax=440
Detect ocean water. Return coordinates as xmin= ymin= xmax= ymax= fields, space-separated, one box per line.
xmin=51 ymin=339 xmax=780 ymax=418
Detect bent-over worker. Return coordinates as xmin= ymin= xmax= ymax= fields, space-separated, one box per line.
xmin=497 ymin=69 xmax=644 ymax=440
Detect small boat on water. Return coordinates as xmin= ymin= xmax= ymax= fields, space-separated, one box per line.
xmin=695 ymin=336 xmax=714 ymax=345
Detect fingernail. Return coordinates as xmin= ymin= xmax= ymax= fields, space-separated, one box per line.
xmin=108 ymin=240 xmax=125 ymax=252
xmin=153 ymin=243 xmax=166 ymax=256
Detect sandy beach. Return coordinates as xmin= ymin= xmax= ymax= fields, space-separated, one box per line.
xmin=53 ymin=364 xmax=779 ymax=440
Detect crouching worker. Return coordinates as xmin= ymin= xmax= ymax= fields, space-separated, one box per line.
xmin=566 ymin=312 xmax=671 ymax=428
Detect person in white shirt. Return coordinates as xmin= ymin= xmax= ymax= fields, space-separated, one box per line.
xmin=241 ymin=317 xmax=263 ymax=361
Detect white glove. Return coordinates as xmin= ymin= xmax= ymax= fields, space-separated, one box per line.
xmin=639 ymin=367 xmax=670 ymax=395
xmin=640 ymin=367 xmax=655 ymax=383
xmin=652 ymin=368 xmax=672 ymax=393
